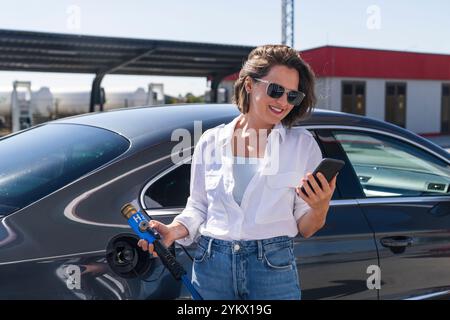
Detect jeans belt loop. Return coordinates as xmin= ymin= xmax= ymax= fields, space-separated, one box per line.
xmin=257 ymin=240 xmax=263 ymax=261
xmin=207 ymin=238 xmax=213 ymax=258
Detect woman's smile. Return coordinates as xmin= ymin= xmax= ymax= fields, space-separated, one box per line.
xmin=268 ymin=104 xmax=285 ymax=116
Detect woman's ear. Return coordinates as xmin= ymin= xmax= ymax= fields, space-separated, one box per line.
xmin=244 ymin=76 xmax=253 ymax=94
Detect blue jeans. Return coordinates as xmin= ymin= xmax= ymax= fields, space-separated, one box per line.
xmin=191 ymin=235 xmax=301 ymax=300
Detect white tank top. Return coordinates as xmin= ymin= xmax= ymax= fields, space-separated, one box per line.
xmin=232 ymin=156 xmax=264 ymax=206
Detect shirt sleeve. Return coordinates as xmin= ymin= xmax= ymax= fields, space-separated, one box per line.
xmin=173 ymin=133 xmax=208 ymax=246
xmin=293 ymin=135 xmax=323 ymax=222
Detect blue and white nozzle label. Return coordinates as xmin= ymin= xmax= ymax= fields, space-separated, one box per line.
xmin=121 ymin=203 xmax=156 ymax=244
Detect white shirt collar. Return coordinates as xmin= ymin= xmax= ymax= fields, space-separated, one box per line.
xmin=218 ymin=114 xmax=286 ymax=146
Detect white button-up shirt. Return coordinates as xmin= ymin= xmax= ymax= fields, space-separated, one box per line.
xmin=173 ymin=114 xmax=323 ymax=246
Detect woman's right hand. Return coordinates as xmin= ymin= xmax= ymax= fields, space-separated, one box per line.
xmin=137 ymin=220 xmax=187 ymax=257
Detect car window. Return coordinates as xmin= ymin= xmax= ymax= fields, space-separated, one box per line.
xmin=144 ymin=164 xmax=191 ymax=209
xmin=0 ymin=124 xmax=129 ymax=215
xmin=332 ymin=130 xmax=450 ymax=198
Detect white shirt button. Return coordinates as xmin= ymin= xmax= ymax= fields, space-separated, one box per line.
xmin=234 ymin=244 xmax=240 ymax=251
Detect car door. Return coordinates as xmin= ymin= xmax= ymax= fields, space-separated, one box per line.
xmin=295 ymin=129 xmax=379 ymax=300
xmin=142 ymin=129 xmax=380 ymax=300
xmin=331 ymin=128 xmax=450 ymax=300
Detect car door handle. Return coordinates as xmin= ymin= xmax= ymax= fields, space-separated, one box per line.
xmin=380 ymin=236 xmax=413 ymax=249
xmin=429 ymin=202 xmax=450 ymax=217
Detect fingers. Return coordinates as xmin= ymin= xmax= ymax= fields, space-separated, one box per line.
xmin=138 ymin=220 xmax=172 ymax=258
xmin=295 ymin=186 xmax=310 ymax=203
xmin=149 ymin=220 xmax=169 ymax=236
xmin=331 ymin=173 xmax=338 ymax=188
xmin=148 ymin=243 xmax=157 ymax=257
xmin=297 ymin=172 xmax=339 ymax=199
xmin=306 ymin=172 xmax=322 ymax=193
xmin=315 ymin=173 xmax=331 ymax=194
xmin=149 ymin=220 xmax=159 ymax=230
xmin=137 ymin=239 xmax=157 ymax=257
xmin=137 ymin=239 xmax=148 ymax=251
xmin=299 ymin=175 xmax=317 ymax=201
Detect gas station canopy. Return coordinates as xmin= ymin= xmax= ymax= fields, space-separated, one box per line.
xmin=0 ymin=29 xmax=254 ymax=110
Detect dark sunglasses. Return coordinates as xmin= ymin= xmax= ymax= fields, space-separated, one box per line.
xmin=254 ymin=78 xmax=305 ymax=106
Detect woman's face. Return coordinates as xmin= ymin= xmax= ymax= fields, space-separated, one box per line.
xmin=246 ymin=64 xmax=300 ymax=126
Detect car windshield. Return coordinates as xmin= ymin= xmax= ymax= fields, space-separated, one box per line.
xmin=0 ymin=123 xmax=129 ymax=216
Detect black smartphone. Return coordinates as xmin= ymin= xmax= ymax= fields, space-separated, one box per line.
xmin=300 ymin=158 xmax=345 ymax=195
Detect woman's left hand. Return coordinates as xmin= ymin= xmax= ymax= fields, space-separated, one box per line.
xmin=295 ymin=172 xmax=338 ymax=214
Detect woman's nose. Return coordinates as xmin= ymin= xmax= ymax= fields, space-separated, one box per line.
xmin=276 ymin=92 xmax=290 ymax=107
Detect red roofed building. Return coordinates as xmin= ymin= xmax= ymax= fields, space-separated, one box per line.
xmin=216 ymin=46 xmax=450 ymax=135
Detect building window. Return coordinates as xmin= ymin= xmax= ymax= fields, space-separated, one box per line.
xmin=441 ymin=84 xmax=450 ymax=134
xmin=385 ymin=83 xmax=407 ymax=128
xmin=341 ymin=82 xmax=366 ymax=116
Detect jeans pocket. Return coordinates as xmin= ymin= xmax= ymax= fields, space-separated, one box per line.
xmin=193 ymin=244 xmax=208 ymax=263
xmin=263 ymin=245 xmax=294 ymax=271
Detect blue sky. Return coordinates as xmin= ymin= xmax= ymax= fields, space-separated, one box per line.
xmin=0 ymin=0 xmax=449 ymax=95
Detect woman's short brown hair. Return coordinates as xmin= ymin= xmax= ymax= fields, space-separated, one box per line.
xmin=233 ymin=44 xmax=316 ymax=128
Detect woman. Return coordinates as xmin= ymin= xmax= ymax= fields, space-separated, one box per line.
xmin=138 ymin=44 xmax=337 ymax=300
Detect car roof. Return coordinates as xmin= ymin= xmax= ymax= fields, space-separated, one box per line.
xmin=52 ymin=103 xmax=388 ymax=137
xmin=54 ymin=104 xmax=239 ymax=139
xmin=52 ymin=103 xmax=448 ymax=157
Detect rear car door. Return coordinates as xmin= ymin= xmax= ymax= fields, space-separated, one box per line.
xmin=142 ymin=159 xmax=197 ymax=299
xmin=331 ymin=128 xmax=450 ymax=300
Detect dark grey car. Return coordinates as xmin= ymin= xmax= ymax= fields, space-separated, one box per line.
xmin=1 ymin=104 xmax=450 ymax=300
